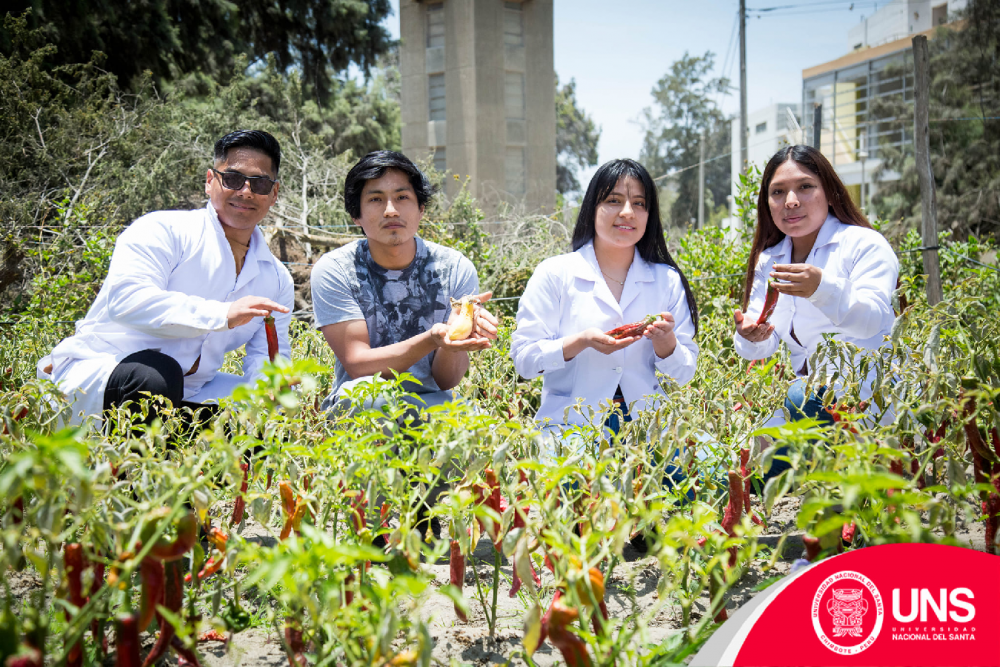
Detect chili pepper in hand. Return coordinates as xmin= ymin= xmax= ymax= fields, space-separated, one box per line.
xmin=605 ymin=314 xmax=658 ymax=339
xmin=756 ymin=282 xmax=780 ymax=325
xmin=115 ymin=614 xmax=141 ymax=667
xmin=449 ymin=540 xmax=467 ymax=622
xmin=264 ymin=315 xmax=279 ymax=362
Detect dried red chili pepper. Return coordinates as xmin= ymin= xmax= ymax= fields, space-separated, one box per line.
xmin=449 ymin=540 xmax=467 ymax=622
xmin=605 ymin=314 xmax=658 ymax=340
xmin=115 ymin=614 xmax=141 ymax=667
xmin=756 ymin=281 xmax=780 ymax=325
xmin=264 ymin=315 xmax=279 ymax=362
xmin=230 ymin=462 xmax=250 ymax=527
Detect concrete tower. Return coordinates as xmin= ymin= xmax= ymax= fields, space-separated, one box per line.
xmin=400 ymin=0 xmax=556 ymax=214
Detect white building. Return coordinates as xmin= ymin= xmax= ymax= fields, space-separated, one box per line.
xmin=848 ymin=0 xmax=968 ymax=51
xmin=729 ymin=103 xmax=802 ymax=213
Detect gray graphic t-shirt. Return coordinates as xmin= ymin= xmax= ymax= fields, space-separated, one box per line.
xmin=311 ymin=236 xmax=479 ymax=398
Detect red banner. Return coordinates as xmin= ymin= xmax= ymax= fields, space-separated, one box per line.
xmin=693 ymin=543 xmax=1000 ymax=666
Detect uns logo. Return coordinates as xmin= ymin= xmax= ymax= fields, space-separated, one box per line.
xmin=891 ymin=588 xmax=975 ymax=623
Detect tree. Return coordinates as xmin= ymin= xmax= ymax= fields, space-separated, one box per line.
xmin=639 ymin=52 xmax=731 ymax=227
xmin=1 ymin=0 xmax=393 ymax=104
xmin=872 ymin=0 xmax=1000 ymax=240
xmin=555 ymin=74 xmax=600 ymax=195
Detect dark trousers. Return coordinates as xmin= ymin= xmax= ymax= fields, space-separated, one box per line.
xmin=103 ymin=350 xmax=217 ymax=429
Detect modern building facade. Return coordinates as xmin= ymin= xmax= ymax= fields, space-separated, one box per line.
xmin=801 ymin=0 xmax=967 ymax=206
xmin=399 ymin=0 xmax=556 ymax=213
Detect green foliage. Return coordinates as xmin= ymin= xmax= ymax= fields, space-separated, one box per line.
xmin=871 ymin=0 xmax=1000 ymax=240
xmin=1 ymin=1 xmax=393 ymax=105
xmin=639 ymin=51 xmax=732 ymax=228
xmin=555 ymin=74 xmax=601 ymax=195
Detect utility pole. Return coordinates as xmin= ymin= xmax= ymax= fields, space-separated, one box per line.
xmin=698 ymin=128 xmax=706 ymax=230
xmin=912 ymin=35 xmax=943 ymax=306
xmin=739 ymin=0 xmax=748 ymax=174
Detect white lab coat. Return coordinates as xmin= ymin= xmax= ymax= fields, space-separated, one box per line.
xmin=734 ymin=214 xmax=898 ymax=416
xmin=511 ymin=242 xmax=699 ymax=428
xmin=37 ymin=203 xmax=294 ymax=425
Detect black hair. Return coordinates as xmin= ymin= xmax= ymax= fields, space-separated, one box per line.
xmin=213 ymin=130 xmax=282 ymax=177
xmin=344 ymin=150 xmax=436 ymax=219
xmin=572 ymin=158 xmax=699 ymax=335
xmin=742 ymin=145 xmax=871 ymax=309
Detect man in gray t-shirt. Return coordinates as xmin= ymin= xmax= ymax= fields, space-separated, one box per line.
xmin=311 ymin=151 xmax=498 ymax=407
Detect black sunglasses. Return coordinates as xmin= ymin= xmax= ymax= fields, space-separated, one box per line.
xmin=211 ymin=168 xmax=278 ymax=195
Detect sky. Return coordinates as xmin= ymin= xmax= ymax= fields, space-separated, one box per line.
xmin=383 ymin=0 xmax=883 ymax=183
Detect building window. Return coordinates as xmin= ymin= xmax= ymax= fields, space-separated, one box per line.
xmin=504 ymin=71 xmax=525 ymax=119
xmin=429 ymin=73 xmax=446 ymax=121
xmin=504 ymin=2 xmax=524 ymax=47
xmin=427 ymin=2 xmax=445 ymax=48
xmin=433 ymin=147 xmax=446 ymax=174
xmin=755 ymin=122 xmax=767 ymax=134
xmin=505 ymin=147 xmax=525 ymax=196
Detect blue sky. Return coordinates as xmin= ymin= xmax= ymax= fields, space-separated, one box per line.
xmin=384 ymin=0 xmax=881 ymax=179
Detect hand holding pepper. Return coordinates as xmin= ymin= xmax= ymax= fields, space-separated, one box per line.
xmin=642 ymin=311 xmax=677 ymax=359
xmin=733 ymin=309 xmax=774 ymax=343
xmin=227 ymin=295 xmax=290 ymax=329
xmin=769 ymin=263 xmax=822 ymax=298
xmin=563 ymin=328 xmax=640 ymax=361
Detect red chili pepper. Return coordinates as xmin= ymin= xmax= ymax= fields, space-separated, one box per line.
xmin=64 ymin=543 xmax=86 ymax=667
xmin=449 ymin=540 xmax=467 ymax=622
xmin=484 ymin=468 xmax=502 ymax=549
xmin=265 ymin=468 xmax=274 ymax=491
xmin=283 ymin=621 xmax=306 ymax=667
xmin=802 ymin=535 xmax=822 ymax=562
xmin=142 ymin=511 xmax=198 ymax=562
xmin=756 ymin=281 xmax=780 ymax=325
xmin=739 ymin=448 xmax=763 ymax=526
xmin=197 ymin=630 xmax=227 ymax=643
xmin=169 ymin=636 xmax=203 ymax=667
xmin=115 ymin=614 xmax=141 ymax=667
xmin=90 ymin=558 xmax=108 ymax=656
xmin=139 ymin=558 xmax=165 ymax=630
xmin=141 ymin=560 xmax=184 ymax=667
xmin=605 ymin=314 xmax=658 ymax=340
xmin=230 ymin=462 xmax=250 ymax=527
xmin=546 ymin=600 xmax=592 ymax=667
xmin=720 ymin=470 xmax=744 ymax=567
xmin=264 ymin=315 xmax=279 ymax=362
xmin=537 ymin=589 xmax=562 ymax=648
xmin=279 ymin=482 xmax=309 ymax=540
xmin=842 ymin=522 xmax=857 ymax=545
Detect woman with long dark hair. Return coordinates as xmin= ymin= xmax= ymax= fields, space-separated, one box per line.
xmin=734 ymin=146 xmax=899 ymax=475
xmin=511 ymin=159 xmax=699 ymax=435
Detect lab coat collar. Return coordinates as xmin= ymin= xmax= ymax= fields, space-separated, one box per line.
xmin=572 ymin=242 xmax=654 ymax=313
xmin=205 ymin=202 xmax=264 ymax=288
xmin=772 ymin=213 xmax=843 ymax=263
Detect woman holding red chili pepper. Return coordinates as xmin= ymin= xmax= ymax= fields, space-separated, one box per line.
xmin=511 ymin=159 xmax=699 ymax=450
xmin=734 ymin=146 xmax=898 ymax=479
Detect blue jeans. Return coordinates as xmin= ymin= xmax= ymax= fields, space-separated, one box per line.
xmin=763 ymin=378 xmax=834 ymax=482
xmin=605 ymin=401 xmax=694 ymax=500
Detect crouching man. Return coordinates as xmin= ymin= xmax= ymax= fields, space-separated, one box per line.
xmin=310 ymin=150 xmax=498 ymax=413
xmin=38 ymin=129 xmax=294 ymax=427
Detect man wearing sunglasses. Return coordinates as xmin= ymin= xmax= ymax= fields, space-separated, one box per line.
xmin=38 ymin=130 xmax=294 ymax=428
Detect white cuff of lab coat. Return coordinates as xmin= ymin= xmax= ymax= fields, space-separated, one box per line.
xmin=537 ymin=338 xmax=566 ymax=373
xmin=654 ymin=340 xmax=695 ymax=381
